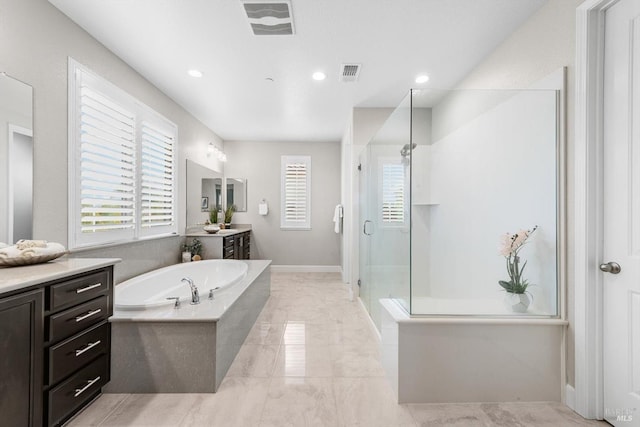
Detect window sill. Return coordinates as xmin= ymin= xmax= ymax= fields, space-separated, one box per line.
xmin=69 ymin=233 xmax=180 ymax=254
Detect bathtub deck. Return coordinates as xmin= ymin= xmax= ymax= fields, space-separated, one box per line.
xmin=106 ymin=260 xmax=271 ymax=393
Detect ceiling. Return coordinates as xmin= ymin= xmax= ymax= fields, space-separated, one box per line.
xmin=48 ymin=0 xmax=546 ymax=142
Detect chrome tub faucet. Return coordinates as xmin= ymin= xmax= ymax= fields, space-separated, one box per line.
xmin=182 ymin=277 xmax=200 ymax=304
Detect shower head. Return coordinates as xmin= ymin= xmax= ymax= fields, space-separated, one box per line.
xmin=400 ymin=143 xmax=417 ymax=157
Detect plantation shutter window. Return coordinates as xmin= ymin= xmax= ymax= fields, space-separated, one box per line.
xmin=69 ymin=59 xmax=178 ymax=249
xmin=140 ymin=120 xmax=177 ymax=236
xmin=381 ymin=163 xmax=405 ymax=224
xmin=281 ymin=155 xmax=311 ymax=229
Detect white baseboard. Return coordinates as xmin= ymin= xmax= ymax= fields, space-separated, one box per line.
xmin=357 ymin=297 xmax=380 ymax=341
xmin=270 ymin=265 xmax=343 ymax=273
xmin=565 ymin=384 xmax=576 ymax=411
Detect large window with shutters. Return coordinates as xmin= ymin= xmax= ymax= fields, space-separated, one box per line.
xmin=280 ymin=155 xmax=311 ymax=230
xmin=68 ymin=59 xmax=177 ymax=249
xmin=380 ymin=161 xmax=405 ymax=225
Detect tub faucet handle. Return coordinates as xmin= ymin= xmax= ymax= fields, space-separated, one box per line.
xmin=208 ymin=287 xmax=221 ymax=299
xmin=166 ymin=297 xmax=181 ymax=308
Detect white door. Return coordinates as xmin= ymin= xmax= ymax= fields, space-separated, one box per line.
xmin=603 ymin=0 xmax=640 ymax=425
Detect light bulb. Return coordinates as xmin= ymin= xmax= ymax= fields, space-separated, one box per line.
xmin=312 ymin=71 xmax=326 ymax=81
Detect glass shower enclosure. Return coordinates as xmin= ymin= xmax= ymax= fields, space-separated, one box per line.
xmin=358 ymin=95 xmax=412 ymax=330
xmin=358 ymin=88 xmax=561 ymax=329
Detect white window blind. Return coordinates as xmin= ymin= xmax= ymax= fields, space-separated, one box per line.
xmin=79 ymin=86 xmax=136 ymax=237
xmin=140 ymin=121 xmax=176 ymax=235
xmin=281 ymin=155 xmax=311 ymax=229
xmin=381 ymin=163 xmax=405 ymax=224
xmin=69 ymin=59 xmax=178 ymax=248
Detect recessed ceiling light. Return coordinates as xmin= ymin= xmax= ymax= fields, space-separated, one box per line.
xmin=415 ymin=74 xmax=430 ymax=84
xmin=312 ymin=71 xmax=326 ymax=81
xmin=188 ymin=69 xmax=203 ymax=78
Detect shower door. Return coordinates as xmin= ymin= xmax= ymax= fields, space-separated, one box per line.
xmin=358 ymin=92 xmax=412 ymax=330
xmin=358 ymin=150 xmax=372 ymax=317
xmin=359 ymin=144 xmax=389 ymax=331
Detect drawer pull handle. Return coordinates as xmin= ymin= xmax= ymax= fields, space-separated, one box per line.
xmin=75 ymin=340 xmax=102 ymax=357
xmin=75 ymin=309 xmax=102 ymax=322
xmin=76 ymin=283 xmax=102 ymax=294
xmin=74 ymin=376 xmax=101 ymax=398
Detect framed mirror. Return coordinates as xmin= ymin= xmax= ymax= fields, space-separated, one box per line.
xmin=0 ymin=73 xmax=33 ymax=244
xmin=225 ymin=178 xmax=247 ymax=212
xmin=186 ymin=159 xmax=222 ymax=230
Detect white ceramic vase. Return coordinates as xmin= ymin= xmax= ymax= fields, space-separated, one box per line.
xmin=503 ymin=292 xmax=530 ymax=313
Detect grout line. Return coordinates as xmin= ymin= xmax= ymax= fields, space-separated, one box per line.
xmin=255 ymin=342 xmax=283 ymax=426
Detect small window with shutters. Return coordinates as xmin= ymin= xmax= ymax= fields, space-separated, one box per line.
xmin=281 ymin=155 xmax=311 ymax=230
xmin=380 ymin=161 xmax=405 ymax=226
xmin=69 ymin=59 xmax=177 ymax=248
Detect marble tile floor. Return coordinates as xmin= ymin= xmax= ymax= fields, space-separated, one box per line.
xmin=68 ymin=272 xmax=607 ymax=427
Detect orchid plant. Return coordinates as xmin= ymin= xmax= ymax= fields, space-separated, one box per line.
xmin=498 ymin=226 xmax=538 ymax=294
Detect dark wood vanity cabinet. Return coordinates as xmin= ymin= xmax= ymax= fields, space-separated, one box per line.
xmin=43 ymin=267 xmax=113 ymax=427
xmin=0 ymin=289 xmax=44 ymax=427
xmin=223 ymin=231 xmax=251 ymax=260
xmin=0 ymin=264 xmax=114 ymax=427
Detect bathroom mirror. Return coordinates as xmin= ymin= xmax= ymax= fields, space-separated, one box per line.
xmin=202 ymin=177 xmax=223 ymax=211
xmin=186 ymin=159 xmax=223 ymax=230
xmin=225 ymin=178 xmax=247 ymax=212
xmin=0 ymin=73 xmax=33 ymax=245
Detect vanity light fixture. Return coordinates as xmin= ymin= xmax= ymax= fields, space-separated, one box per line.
xmin=188 ymin=69 xmax=203 ymax=78
xmin=312 ymin=71 xmax=326 ymax=81
xmin=207 ymin=143 xmax=227 ymax=162
xmin=415 ymin=74 xmax=430 ymax=84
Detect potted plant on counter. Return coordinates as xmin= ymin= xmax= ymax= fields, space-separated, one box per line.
xmin=209 ymin=206 xmax=219 ymax=225
xmin=222 ymin=205 xmax=235 ymax=229
xmin=182 ymin=238 xmax=203 ymax=261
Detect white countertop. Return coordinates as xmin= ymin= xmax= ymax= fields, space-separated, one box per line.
xmin=0 ymin=257 xmax=121 ymax=295
xmin=110 ymin=259 xmax=271 ymax=322
xmin=185 ymin=227 xmax=251 ymax=238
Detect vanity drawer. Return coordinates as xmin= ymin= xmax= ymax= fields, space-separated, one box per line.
xmin=47 ymin=321 xmax=110 ymax=385
xmin=47 ymin=354 xmax=108 ymax=427
xmin=48 ymin=296 xmax=110 ymax=344
xmin=224 ymin=246 xmax=235 ymax=259
xmin=49 ymin=269 xmax=110 ymax=311
xmin=223 ymin=236 xmax=235 ymax=248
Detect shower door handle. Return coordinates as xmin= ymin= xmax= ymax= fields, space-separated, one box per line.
xmin=363 ymin=220 xmax=374 ymax=236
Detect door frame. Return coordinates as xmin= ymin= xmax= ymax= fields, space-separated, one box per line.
xmin=6 ymin=124 xmax=33 ymax=243
xmin=574 ymin=0 xmax=621 ymax=419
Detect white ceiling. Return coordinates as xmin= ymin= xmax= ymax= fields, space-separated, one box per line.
xmin=49 ymin=0 xmax=546 ymax=142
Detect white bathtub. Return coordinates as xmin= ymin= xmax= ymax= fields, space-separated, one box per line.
xmin=115 ymin=259 xmax=248 ymax=310
xmin=108 ymin=259 xmax=271 ymax=393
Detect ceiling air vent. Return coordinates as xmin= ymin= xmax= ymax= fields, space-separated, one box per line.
xmin=241 ymin=1 xmax=295 ymax=36
xmin=340 ymin=64 xmax=361 ymax=82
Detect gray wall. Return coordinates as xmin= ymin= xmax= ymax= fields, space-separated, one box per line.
xmin=224 ymin=141 xmax=341 ymax=266
xmin=0 ymin=0 xmax=225 ymax=281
